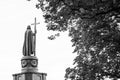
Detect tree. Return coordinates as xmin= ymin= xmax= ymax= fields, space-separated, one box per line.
xmin=36 ymin=0 xmax=120 ymax=80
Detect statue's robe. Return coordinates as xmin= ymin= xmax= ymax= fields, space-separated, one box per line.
xmin=23 ymin=29 xmax=34 ymax=56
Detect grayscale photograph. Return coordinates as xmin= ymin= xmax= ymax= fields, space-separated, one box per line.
xmin=0 ymin=0 xmax=120 ymax=80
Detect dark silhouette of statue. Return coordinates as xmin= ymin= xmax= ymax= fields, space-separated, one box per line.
xmin=23 ymin=18 xmax=40 ymax=56
xmin=23 ymin=25 xmax=35 ymax=56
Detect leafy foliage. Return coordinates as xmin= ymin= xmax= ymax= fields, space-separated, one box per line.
xmin=36 ymin=0 xmax=120 ymax=80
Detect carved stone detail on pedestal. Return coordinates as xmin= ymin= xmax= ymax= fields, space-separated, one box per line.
xmin=21 ymin=56 xmax=38 ymax=72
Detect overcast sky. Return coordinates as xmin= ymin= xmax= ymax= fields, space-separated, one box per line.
xmin=0 ymin=0 xmax=76 ymax=80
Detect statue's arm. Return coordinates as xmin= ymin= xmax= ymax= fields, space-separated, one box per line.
xmin=32 ymin=33 xmax=35 ymax=36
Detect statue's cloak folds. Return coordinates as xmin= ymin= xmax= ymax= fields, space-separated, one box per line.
xmin=23 ymin=29 xmax=34 ymax=56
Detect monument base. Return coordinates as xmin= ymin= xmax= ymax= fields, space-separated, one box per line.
xmin=13 ymin=72 xmax=47 ymax=80
xmin=21 ymin=56 xmax=38 ymax=72
xmin=13 ymin=56 xmax=47 ymax=80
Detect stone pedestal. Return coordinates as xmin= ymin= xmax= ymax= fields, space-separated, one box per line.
xmin=13 ymin=56 xmax=47 ymax=80
xmin=21 ymin=56 xmax=38 ymax=72
xmin=13 ymin=72 xmax=47 ymax=80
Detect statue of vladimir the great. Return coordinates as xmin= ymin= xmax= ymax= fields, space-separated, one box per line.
xmin=23 ymin=25 xmax=35 ymax=56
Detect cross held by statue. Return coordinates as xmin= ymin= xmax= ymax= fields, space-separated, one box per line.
xmin=31 ymin=17 xmax=40 ymax=34
xmin=31 ymin=17 xmax=40 ymax=56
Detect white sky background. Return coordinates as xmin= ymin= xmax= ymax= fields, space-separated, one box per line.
xmin=0 ymin=0 xmax=76 ymax=80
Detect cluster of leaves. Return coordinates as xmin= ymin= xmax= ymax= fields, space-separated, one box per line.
xmin=36 ymin=0 xmax=120 ymax=80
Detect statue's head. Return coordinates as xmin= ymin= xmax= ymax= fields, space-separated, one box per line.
xmin=27 ymin=25 xmax=31 ymax=29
